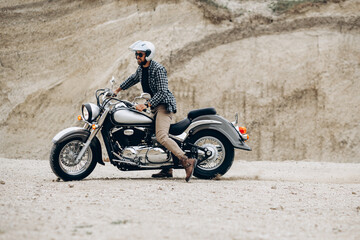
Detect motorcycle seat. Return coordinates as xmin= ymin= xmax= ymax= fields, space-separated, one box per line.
xmin=187 ymin=107 xmax=216 ymax=120
xmin=169 ymin=118 xmax=191 ymax=135
xmin=169 ymin=108 xmax=217 ymax=135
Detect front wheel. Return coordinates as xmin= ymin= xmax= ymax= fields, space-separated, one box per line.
xmin=189 ymin=131 xmax=234 ymax=179
xmin=50 ymin=137 xmax=97 ymax=181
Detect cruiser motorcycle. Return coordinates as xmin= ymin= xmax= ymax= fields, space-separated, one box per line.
xmin=50 ymin=78 xmax=251 ymax=181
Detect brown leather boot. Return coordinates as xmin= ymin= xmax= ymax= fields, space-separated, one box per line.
xmin=179 ymin=156 xmax=197 ymax=182
xmin=151 ymin=168 xmax=173 ymax=178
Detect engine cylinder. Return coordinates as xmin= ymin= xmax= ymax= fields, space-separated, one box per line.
xmin=121 ymin=146 xmax=170 ymax=165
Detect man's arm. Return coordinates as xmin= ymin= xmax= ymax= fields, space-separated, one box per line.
xmin=115 ymin=70 xmax=140 ymax=95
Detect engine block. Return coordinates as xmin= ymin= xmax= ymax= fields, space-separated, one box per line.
xmin=121 ymin=146 xmax=171 ymax=165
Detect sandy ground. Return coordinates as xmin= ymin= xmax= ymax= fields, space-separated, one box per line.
xmin=0 ymin=158 xmax=359 ymax=240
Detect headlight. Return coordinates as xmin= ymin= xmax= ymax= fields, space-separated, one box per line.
xmin=82 ymin=103 xmax=100 ymax=122
xmin=82 ymin=104 xmax=91 ymax=121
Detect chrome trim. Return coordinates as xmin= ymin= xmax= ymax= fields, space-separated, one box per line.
xmin=89 ymin=103 xmax=101 ymax=121
xmin=184 ymin=120 xmax=222 ymax=134
xmin=112 ymin=151 xmax=122 ymax=159
xmin=169 ymin=133 xmax=187 ymax=142
xmin=241 ymin=134 xmax=248 ymax=141
xmin=135 ymin=127 xmax=146 ymax=132
xmin=170 ymin=120 xmax=222 ymax=142
xmin=111 ymin=127 xmax=123 ymax=134
xmin=231 ymin=113 xmax=238 ymax=126
xmin=124 ymin=129 xmax=134 ymax=136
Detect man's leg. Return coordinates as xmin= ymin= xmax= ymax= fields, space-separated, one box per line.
xmin=155 ymin=105 xmax=185 ymax=159
xmin=154 ymin=105 xmax=197 ymax=182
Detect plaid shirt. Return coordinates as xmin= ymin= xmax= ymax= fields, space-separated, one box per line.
xmin=120 ymin=60 xmax=177 ymax=113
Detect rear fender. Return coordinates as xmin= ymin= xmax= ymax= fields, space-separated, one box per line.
xmin=52 ymin=127 xmax=105 ymax=165
xmin=188 ymin=115 xmax=251 ymax=151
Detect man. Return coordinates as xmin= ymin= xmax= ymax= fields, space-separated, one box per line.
xmin=114 ymin=40 xmax=197 ymax=182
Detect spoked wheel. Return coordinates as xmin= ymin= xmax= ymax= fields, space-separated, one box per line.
xmin=50 ymin=138 xmax=97 ymax=181
xmin=190 ymin=131 xmax=234 ymax=179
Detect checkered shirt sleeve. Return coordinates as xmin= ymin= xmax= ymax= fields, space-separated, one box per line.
xmin=119 ymin=71 xmax=140 ymax=90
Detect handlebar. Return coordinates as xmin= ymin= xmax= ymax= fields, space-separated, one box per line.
xmin=94 ymin=88 xmax=149 ymax=113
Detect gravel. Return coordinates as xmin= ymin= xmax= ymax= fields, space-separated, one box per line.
xmin=1 ymin=158 xmax=360 ymax=240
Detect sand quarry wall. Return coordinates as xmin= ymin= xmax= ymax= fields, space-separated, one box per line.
xmin=0 ymin=0 xmax=359 ymax=162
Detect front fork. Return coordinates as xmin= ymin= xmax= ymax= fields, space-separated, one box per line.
xmin=75 ymin=109 xmax=109 ymax=162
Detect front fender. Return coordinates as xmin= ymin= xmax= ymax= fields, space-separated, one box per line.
xmin=52 ymin=127 xmax=104 ymax=165
xmin=52 ymin=127 xmax=89 ymax=144
xmin=189 ymin=115 xmax=252 ymax=151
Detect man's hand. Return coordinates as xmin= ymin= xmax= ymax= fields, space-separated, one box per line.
xmin=113 ymin=87 xmax=122 ymax=96
xmin=135 ymin=104 xmax=147 ymax=112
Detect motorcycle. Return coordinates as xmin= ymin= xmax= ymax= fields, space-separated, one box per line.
xmin=50 ymin=78 xmax=251 ymax=181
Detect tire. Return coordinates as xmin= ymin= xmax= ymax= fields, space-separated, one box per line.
xmin=50 ymin=137 xmax=98 ymax=181
xmin=190 ymin=130 xmax=234 ymax=179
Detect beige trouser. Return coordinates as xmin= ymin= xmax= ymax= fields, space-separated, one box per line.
xmin=151 ymin=105 xmax=186 ymax=160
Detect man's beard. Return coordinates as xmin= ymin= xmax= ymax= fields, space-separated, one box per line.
xmin=138 ymin=59 xmax=148 ymax=66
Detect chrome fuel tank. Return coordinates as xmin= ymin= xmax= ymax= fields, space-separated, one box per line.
xmin=112 ymin=108 xmax=153 ymax=125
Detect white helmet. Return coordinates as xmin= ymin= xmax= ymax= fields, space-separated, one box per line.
xmin=129 ymin=40 xmax=155 ymax=61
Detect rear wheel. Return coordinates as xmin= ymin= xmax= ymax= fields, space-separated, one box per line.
xmin=190 ymin=131 xmax=234 ymax=179
xmin=50 ymin=137 xmax=97 ymax=181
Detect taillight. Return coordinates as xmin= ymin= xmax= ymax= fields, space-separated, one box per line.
xmin=239 ymin=126 xmax=247 ymax=134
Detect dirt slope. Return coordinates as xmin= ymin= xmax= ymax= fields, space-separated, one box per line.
xmin=0 ymin=0 xmax=359 ymax=161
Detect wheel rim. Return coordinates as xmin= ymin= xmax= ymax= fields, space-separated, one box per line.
xmin=59 ymin=140 xmax=93 ymax=176
xmin=194 ymin=136 xmax=226 ymax=171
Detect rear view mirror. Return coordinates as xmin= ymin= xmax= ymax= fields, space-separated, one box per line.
xmin=110 ymin=76 xmax=116 ymax=89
